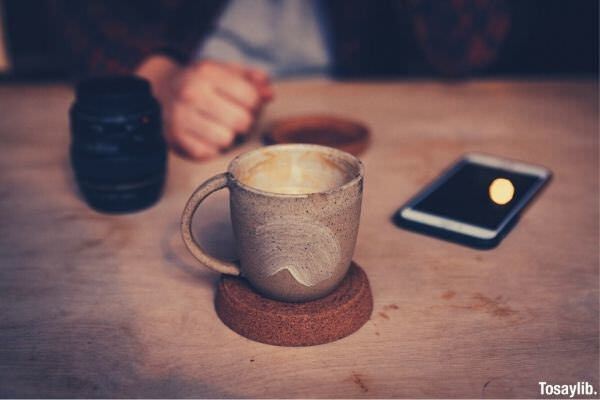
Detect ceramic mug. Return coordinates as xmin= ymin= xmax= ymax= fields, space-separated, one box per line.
xmin=181 ymin=144 xmax=364 ymax=302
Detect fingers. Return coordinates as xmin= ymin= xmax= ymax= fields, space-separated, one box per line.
xmin=236 ymin=66 xmax=273 ymax=101
xmin=240 ymin=69 xmax=273 ymax=100
xmin=163 ymin=60 xmax=274 ymax=161
xmin=199 ymin=87 xmax=253 ymax=133
xmin=177 ymin=80 xmax=253 ymax=134
xmin=230 ymin=65 xmax=274 ymax=101
xmin=189 ymin=62 xmax=263 ymax=109
xmin=255 ymin=84 xmax=273 ymax=102
xmin=173 ymin=132 xmax=220 ymax=160
xmin=172 ymin=103 xmax=236 ymax=148
xmin=165 ymin=107 xmax=220 ymax=160
xmin=247 ymin=69 xmax=269 ymax=84
xmin=209 ymin=60 xmax=271 ymax=87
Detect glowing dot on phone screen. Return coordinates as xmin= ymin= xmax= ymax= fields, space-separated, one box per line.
xmin=489 ymin=178 xmax=515 ymax=205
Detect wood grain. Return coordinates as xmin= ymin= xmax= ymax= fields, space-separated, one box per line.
xmin=0 ymin=80 xmax=597 ymax=398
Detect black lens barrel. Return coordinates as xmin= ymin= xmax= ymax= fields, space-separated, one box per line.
xmin=70 ymin=76 xmax=167 ymax=213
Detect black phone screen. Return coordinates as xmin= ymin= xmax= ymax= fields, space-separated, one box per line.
xmin=412 ymin=161 xmax=543 ymax=230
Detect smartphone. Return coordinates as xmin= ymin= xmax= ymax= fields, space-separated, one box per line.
xmin=394 ymin=153 xmax=552 ymax=249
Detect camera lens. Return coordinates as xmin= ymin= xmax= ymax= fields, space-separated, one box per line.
xmin=70 ymin=76 xmax=167 ymax=213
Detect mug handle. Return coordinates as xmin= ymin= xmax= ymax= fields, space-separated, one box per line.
xmin=181 ymin=173 xmax=241 ymax=276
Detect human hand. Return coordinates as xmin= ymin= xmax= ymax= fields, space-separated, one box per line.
xmin=136 ymin=55 xmax=273 ymax=160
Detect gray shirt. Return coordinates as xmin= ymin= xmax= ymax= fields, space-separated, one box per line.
xmin=194 ymin=0 xmax=332 ymax=78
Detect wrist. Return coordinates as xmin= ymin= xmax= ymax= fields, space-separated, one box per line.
xmin=135 ymin=54 xmax=181 ymax=99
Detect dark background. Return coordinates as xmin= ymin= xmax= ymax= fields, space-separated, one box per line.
xmin=1 ymin=0 xmax=598 ymax=80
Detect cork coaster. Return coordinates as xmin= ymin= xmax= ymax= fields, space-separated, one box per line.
xmin=215 ymin=262 xmax=373 ymax=346
xmin=263 ymin=115 xmax=370 ymax=156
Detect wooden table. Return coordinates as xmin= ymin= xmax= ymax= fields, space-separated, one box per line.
xmin=0 ymin=79 xmax=598 ymax=398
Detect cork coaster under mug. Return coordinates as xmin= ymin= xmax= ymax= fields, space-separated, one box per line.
xmin=263 ymin=115 xmax=370 ymax=156
xmin=215 ymin=262 xmax=373 ymax=346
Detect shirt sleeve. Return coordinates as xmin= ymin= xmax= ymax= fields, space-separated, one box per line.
xmin=48 ymin=0 xmax=225 ymax=76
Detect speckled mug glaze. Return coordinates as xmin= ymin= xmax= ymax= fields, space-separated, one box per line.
xmin=181 ymin=144 xmax=364 ymax=302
